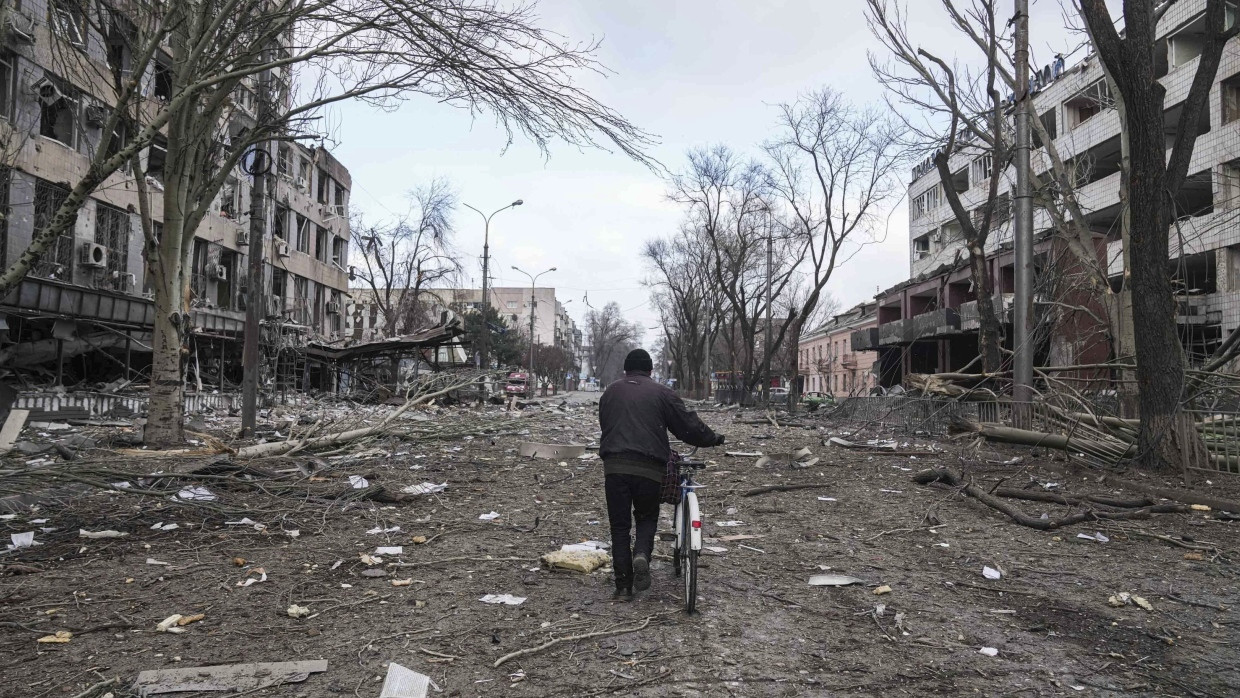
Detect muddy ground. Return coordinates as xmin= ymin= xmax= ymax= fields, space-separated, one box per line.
xmin=2 ymin=394 xmax=1238 ymax=697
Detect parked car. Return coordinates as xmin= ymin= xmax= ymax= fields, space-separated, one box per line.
xmin=504 ymin=372 xmax=530 ymax=397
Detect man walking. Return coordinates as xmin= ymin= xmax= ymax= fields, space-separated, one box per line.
xmin=599 ymin=349 xmax=724 ymax=599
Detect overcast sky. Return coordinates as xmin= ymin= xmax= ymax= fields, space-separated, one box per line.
xmin=328 ymin=0 xmax=1114 ymax=340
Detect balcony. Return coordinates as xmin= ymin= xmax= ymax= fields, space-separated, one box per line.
xmin=911 ymin=308 xmax=960 ymax=339
xmin=840 ymin=353 xmax=858 ymax=368
xmin=852 ymin=327 xmax=880 ymax=351
xmin=878 ymin=319 xmax=911 ymax=346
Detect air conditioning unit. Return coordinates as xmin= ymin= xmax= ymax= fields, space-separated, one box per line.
xmin=331 ymin=204 xmax=346 ymax=217
xmin=275 ymin=239 xmax=290 ymax=258
xmin=28 ymin=76 xmax=66 ymax=106
xmin=84 ymin=104 xmax=108 ymax=128
xmin=295 ymin=177 xmax=308 ymax=191
xmin=80 ymin=242 xmax=108 ymax=268
xmin=265 ymin=294 xmax=282 ymax=318
xmin=110 ymin=271 xmax=136 ymax=291
xmin=4 ymin=13 xmax=36 ymax=43
xmin=325 ymin=301 xmax=340 ymax=314
xmin=208 ymin=264 xmax=227 ymax=281
xmin=347 ymin=266 xmax=356 ymax=281
xmin=235 ymin=229 xmax=250 ymax=247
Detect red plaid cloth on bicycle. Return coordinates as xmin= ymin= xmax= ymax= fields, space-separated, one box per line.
xmin=660 ymin=451 xmax=682 ymax=505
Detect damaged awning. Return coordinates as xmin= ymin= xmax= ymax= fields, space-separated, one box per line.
xmin=304 ymin=321 xmax=464 ymax=362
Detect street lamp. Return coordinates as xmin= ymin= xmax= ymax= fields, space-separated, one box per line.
xmin=511 ymin=265 xmax=556 ymax=396
xmin=462 ymin=199 xmax=523 ymax=370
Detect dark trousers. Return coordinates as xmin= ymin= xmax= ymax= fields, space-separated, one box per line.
xmin=605 ymin=473 xmax=661 ymax=588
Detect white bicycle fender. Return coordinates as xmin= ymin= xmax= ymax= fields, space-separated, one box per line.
xmin=687 ymin=493 xmax=702 ymax=551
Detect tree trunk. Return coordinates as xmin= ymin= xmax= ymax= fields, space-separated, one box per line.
xmin=786 ymin=317 xmax=803 ymax=414
xmin=1123 ymin=31 xmax=1189 ymax=471
xmin=970 ymin=242 xmax=1003 ymax=373
xmin=146 ymin=225 xmax=189 ymax=448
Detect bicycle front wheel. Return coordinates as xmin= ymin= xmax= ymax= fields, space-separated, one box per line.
xmin=683 ymin=548 xmax=698 ymax=613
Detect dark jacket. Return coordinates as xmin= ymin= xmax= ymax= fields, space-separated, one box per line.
xmin=599 ymin=371 xmax=721 ymax=482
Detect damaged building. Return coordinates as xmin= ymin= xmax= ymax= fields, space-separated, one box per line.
xmin=0 ymin=6 xmax=358 ymax=407
xmin=855 ymin=1 xmax=1240 ymax=387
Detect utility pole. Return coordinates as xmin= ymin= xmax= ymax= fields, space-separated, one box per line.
xmin=511 ymin=265 xmax=556 ymax=398
xmin=463 ymin=200 xmax=523 ymax=372
xmin=763 ymin=214 xmax=773 ymax=409
xmin=1013 ymin=0 xmax=1035 ymax=423
xmin=240 ymin=68 xmax=273 ymax=437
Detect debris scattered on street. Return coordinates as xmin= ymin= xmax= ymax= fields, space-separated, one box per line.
xmin=808 ymin=574 xmax=866 ymax=587
xmin=479 ymin=594 xmax=526 ymax=605
xmin=379 ymin=662 xmax=436 ymax=698
xmin=132 ymin=660 xmax=328 ymax=695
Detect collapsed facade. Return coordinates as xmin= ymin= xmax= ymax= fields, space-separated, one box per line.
xmin=853 ymin=0 xmax=1240 ymax=386
xmin=0 ymin=5 xmax=356 ymax=404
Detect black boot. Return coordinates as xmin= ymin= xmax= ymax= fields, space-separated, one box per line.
xmin=633 ymin=556 xmax=651 ymax=592
xmin=612 ymin=585 xmax=633 ymax=601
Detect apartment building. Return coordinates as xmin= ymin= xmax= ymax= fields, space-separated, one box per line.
xmin=855 ymin=0 xmax=1240 ymax=383
xmin=0 ymin=3 xmax=350 ymax=387
xmin=800 ymin=302 xmax=878 ymax=397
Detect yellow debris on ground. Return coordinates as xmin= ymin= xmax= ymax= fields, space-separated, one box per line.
xmin=541 ymin=548 xmax=610 ymax=574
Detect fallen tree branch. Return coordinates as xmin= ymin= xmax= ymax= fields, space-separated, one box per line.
xmin=741 ymin=483 xmax=832 ymax=497
xmin=912 ymin=468 xmax=1191 ymax=529
xmin=991 ymin=487 xmax=1153 ymax=509
xmin=494 ymin=615 xmax=661 ymax=668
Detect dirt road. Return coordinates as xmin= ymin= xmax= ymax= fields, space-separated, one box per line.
xmin=2 ymin=399 xmax=1237 ymax=696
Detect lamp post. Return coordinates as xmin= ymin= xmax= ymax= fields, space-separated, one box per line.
xmin=462 ymin=199 xmax=523 ymax=371
xmin=511 ymin=265 xmax=556 ymax=397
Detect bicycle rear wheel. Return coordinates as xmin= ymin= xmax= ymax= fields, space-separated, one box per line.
xmin=683 ymin=548 xmax=698 ymax=613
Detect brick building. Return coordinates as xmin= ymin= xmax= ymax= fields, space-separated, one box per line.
xmin=854 ymin=0 xmax=1239 ymax=384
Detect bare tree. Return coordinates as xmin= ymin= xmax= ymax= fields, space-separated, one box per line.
xmin=764 ymin=88 xmax=903 ymax=408
xmin=1074 ymin=0 xmax=1233 ymax=470
xmin=642 ymin=226 xmax=724 ymax=398
xmin=353 ymin=179 xmax=459 ymax=337
xmin=3 ymin=0 xmax=654 ymax=446
xmin=668 ymin=146 xmax=805 ymax=401
xmin=866 ymin=0 xmax=1008 ymax=372
xmin=586 ymin=302 xmax=642 ymax=384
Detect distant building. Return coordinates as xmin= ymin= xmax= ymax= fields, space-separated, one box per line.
xmin=800 ymin=303 xmax=878 ymax=396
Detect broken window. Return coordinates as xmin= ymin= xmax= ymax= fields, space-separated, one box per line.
xmin=153 ymin=55 xmax=173 ymax=101
xmin=0 ymin=52 xmax=14 ymax=121
xmin=314 ymin=283 xmax=325 ymax=327
xmin=1222 ymin=160 xmax=1240 ymax=209
xmin=271 ymin=267 xmax=287 ymax=299
xmin=1065 ymin=79 xmax=1112 ymax=129
xmin=1032 ymin=109 xmax=1058 ymax=148
xmin=277 ymin=143 xmax=291 ymax=178
xmin=38 ymin=75 xmax=78 ymax=147
xmin=1223 ymin=73 xmax=1240 ymax=125
xmin=220 ymin=177 xmax=238 ymax=218
xmin=316 ymin=169 xmax=330 ymax=204
xmin=969 ymin=155 xmax=992 ymax=186
xmin=331 ymin=236 xmax=346 ymax=267
xmin=95 ymin=202 xmax=130 ymax=279
xmin=217 ymin=250 xmax=237 ymax=309
xmin=49 ymin=0 xmax=85 ymax=46
xmin=146 ymin=134 xmax=167 ymax=182
xmin=190 ymin=239 xmax=208 ymax=302
xmin=105 ymin=14 xmax=136 ymax=87
xmin=32 ymin=179 xmax=75 ymax=279
xmin=334 ymin=181 xmax=345 ymax=214
xmin=294 ymin=213 xmax=309 ymax=253
xmin=297 ymin=158 xmax=309 ymax=190
xmin=913 ymin=234 xmax=932 ymax=259
xmin=273 ymin=204 xmax=289 ymax=242
xmin=315 ymin=225 xmax=328 ymax=262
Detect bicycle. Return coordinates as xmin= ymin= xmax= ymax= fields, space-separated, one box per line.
xmin=670 ymin=446 xmax=706 ymax=613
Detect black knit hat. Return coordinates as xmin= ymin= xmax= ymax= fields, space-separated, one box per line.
xmin=623 ymin=348 xmax=653 ymax=373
